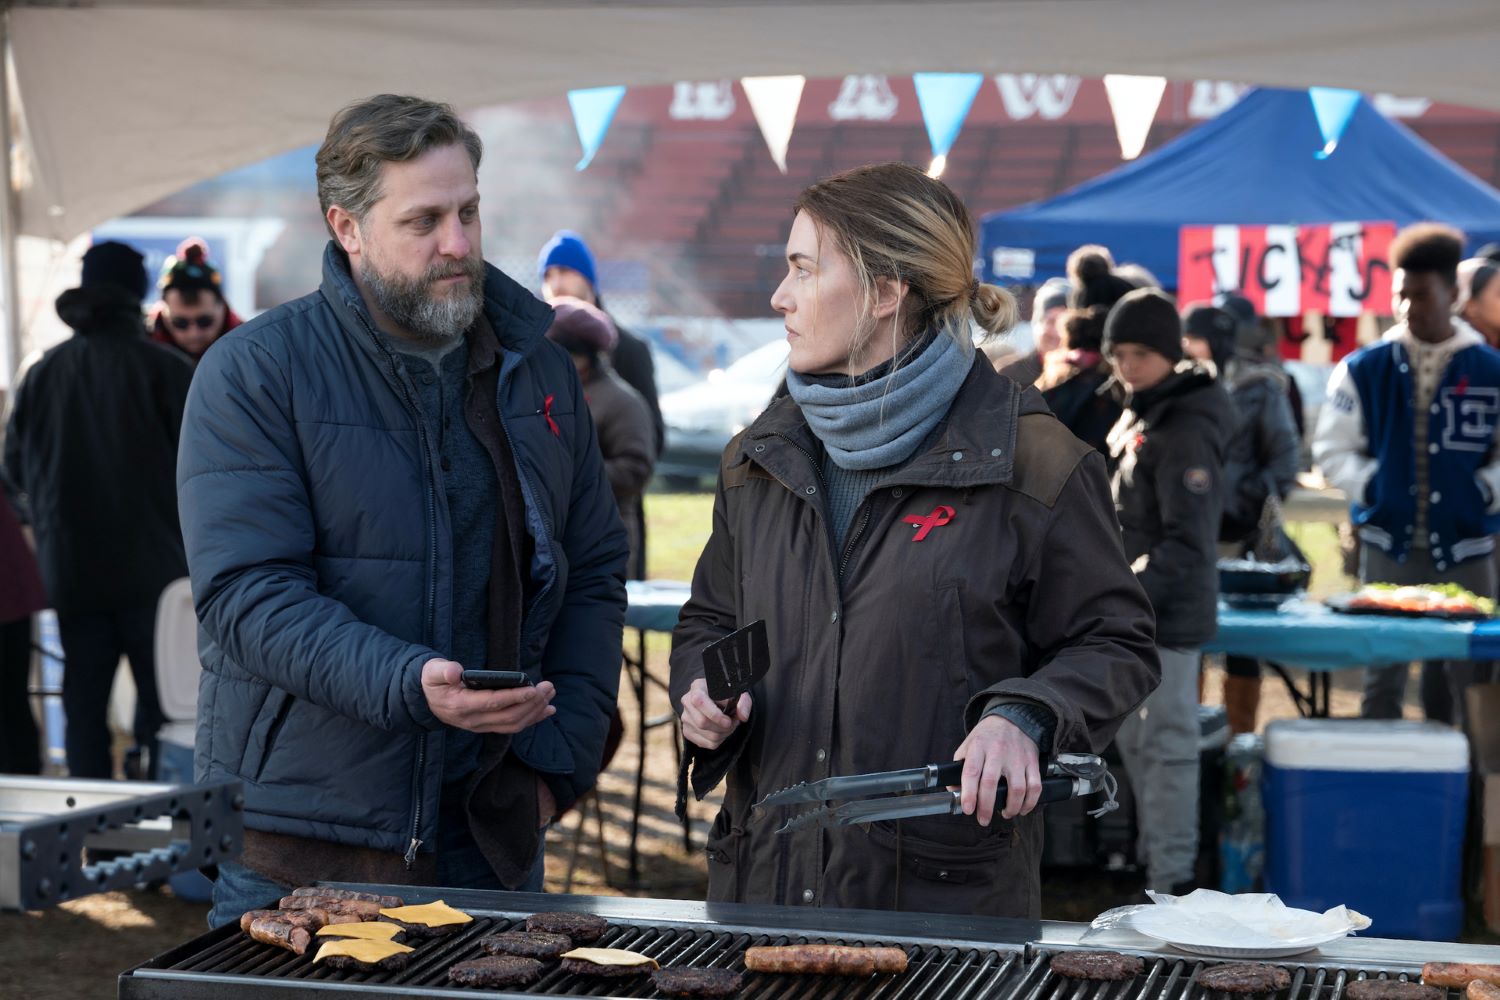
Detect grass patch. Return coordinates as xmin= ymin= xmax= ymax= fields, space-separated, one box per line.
xmin=644 ymin=492 xmax=715 ymax=583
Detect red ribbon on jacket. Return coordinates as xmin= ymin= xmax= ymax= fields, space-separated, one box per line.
xmin=902 ymin=505 xmax=955 ymax=542
xmin=543 ymin=394 xmax=560 ymax=437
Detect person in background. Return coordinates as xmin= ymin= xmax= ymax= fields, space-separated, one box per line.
xmin=1115 ymin=262 xmax=1162 ymax=290
xmin=1041 ymin=306 xmax=1121 ymax=455
xmin=149 ymin=238 xmax=243 ymax=363
xmin=996 ymin=277 xmax=1070 ymax=387
xmin=546 ymin=297 xmax=657 ymax=574
xmin=538 ymin=230 xmax=660 ymax=579
xmin=0 ymin=479 xmax=46 ymax=774
xmin=3 ymin=241 xmax=192 ymax=779
xmin=1106 ymin=288 xmax=1232 ymax=894
xmin=1182 ymin=304 xmax=1299 ymax=734
xmin=1458 ymin=257 xmax=1500 ymax=349
xmin=1314 ymin=224 xmax=1500 ymax=731
xmin=1222 ymin=293 xmax=1302 ymax=437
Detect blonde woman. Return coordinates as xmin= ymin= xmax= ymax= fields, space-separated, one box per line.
xmin=669 ymin=163 xmax=1159 ymax=918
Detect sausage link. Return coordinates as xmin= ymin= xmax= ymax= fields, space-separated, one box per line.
xmin=1425 ymin=965 xmax=1500 ymax=989
xmin=278 ymin=896 xmax=382 ymax=919
xmin=238 ymin=908 xmax=325 ymax=934
xmin=1468 ymin=982 xmax=1500 ymax=1000
xmin=744 ymin=945 xmax=908 ymax=976
xmin=291 ymin=886 xmax=404 ymax=907
xmin=248 ymin=916 xmax=313 ymax=955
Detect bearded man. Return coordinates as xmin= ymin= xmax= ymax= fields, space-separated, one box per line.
xmin=177 ymin=95 xmax=628 ymax=927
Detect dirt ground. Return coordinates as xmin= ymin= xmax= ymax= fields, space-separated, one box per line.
xmin=3 ymin=650 xmax=1485 ymax=1000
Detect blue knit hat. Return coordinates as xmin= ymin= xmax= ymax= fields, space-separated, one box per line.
xmin=538 ymin=230 xmax=598 ymax=291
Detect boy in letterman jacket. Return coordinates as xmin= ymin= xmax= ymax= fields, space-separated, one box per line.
xmin=1314 ymin=224 xmax=1500 ymax=730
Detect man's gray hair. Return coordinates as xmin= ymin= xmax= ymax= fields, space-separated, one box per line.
xmin=315 ymin=94 xmax=483 ymax=235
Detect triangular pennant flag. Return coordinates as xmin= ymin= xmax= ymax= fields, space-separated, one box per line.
xmin=1309 ymin=87 xmax=1362 ymax=159
xmin=912 ymin=72 xmax=984 ymax=176
xmin=741 ymin=76 xmax=805 ymax=173
xmin=1103 ymin=74 xmax=1167 ymax=159
xmin=567 ymin=85 xmax=627 ymax=170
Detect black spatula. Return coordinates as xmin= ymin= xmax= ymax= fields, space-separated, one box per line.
xmin=702 ymin=620 xmax=769 ymax=713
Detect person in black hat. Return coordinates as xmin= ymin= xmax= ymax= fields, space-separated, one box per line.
xmin=3 ymin=241 xmax=193 ymax=779
xmin=148 ymin=237 xmax=243 ymax=363
xmin=1104 ymin=287 xmax=1232 ymax=895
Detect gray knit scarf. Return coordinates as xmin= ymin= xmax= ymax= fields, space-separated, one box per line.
xmin=785 ymin=331 xmax=972 ymax=471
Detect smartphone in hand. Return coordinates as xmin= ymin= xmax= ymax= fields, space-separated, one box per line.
xmin=461 ymin=669 xmax=532 ymax=690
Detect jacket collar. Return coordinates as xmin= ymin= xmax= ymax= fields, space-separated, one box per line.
xmin=317 ymin=242 xmax=554 ymax=366
xmin=1383 ymin=316 xmax=1485 ymax=358
xmin=743 ymin=352 xmax=1045 ymax=490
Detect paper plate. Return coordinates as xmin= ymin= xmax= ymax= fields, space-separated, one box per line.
xmin=1131 ymin=932 xmax=1339 ymax=959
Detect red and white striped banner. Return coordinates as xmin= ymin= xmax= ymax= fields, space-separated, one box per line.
xmin=1178 ymin=222 xmax=1396 ymax=319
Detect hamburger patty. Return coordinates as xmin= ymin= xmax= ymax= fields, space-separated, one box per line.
xmin=1196 ymin=963 xmax=1292 ymax=994
xmin=447 ymin=956 xmax=546 ymax=988
xmin=379 ymin=917 xmax=462 ymax=940
xmin=1348 ymin=981 xmax=1444 ymax=1000
xmin=1050 ymin=951 xmax=1146 ymax=982
xmin=559 ymin=956 xmax=649 ymax=978
xmin=319 ymin=950 xmax=411 ymax=974
xmin=525 ymin=911 xmax=609 ymax=943
xmin=479 ymin=931 xmax=573 ymax=959
xmin=650 ymin=967 xmax=745 ymax=998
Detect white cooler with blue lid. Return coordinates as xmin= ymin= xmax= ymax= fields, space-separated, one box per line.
xmin=1263 ymin=718 xmax=1469 ymax=940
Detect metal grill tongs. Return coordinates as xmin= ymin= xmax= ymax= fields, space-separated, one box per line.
xmin=754 ymin=753 xmax=1117 ymax=834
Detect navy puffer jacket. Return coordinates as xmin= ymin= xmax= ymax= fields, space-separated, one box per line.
xmin=177 ymin=244 xmax=627 ymax=859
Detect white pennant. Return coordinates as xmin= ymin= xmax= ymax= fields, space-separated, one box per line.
xmin=1103 ymin=74 xmax=1167 ymax=159
xmin=741 ymin=76 xmax=805 ymax=173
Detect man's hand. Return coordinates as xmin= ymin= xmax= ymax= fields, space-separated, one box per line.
xmin=952 ymin=715 xmax=1041 ymax=826
xmin=680 ymin=677 xmax=750 ymax=750
xmin=421 ymin=658 xmax=555 ymax=734
xmin=536 ymin=777 xmax=557 ymax=829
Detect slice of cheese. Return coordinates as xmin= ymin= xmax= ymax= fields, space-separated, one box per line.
xmin=377 ymin=900 xmax=473 ymax=927
xmin=315 ymin=922 xmax=402 ymax=942
xmin=313 ymin=938 xmax=414 ymax=964
xmin=561 ymin=947 xmax=659 ymax=968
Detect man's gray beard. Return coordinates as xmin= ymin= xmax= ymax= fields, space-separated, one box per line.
xmin=361 ymin=255 xmax=485 ymax=346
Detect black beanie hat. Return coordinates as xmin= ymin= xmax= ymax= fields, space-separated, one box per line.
xmin=1183 ymin=304 xmax=1237 ymax=370
xmin=80 ymin=241 xmax=148 ymax=302
xmin=1104 ymin=287 xmax=1183 ymax=362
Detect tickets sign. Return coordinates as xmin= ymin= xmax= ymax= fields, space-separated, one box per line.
xmin=1178 ymin=222 xmax=1396 ymax=318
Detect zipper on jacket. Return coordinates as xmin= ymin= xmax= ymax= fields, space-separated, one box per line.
xmin=353 ymin=310 xmax=440 ymax=865
xmin=404 ymin=729 xmax=426 ymax=868
xmin=837 ymin=500 xmax=875 ymax=582
xmin=496 ymin=362 xmax=555 ymax=643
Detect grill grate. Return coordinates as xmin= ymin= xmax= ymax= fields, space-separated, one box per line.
xmin=1027 ymin=950 xmax=1454 ymax=1000
xmin=126 ymin=911 xmax=1029 ymax=999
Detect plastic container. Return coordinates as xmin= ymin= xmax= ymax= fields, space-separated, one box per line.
xmin=1220 ymin=733 xmax=1265 ymax=893
xmin=1263 ymin=718 xmax=1469 ymax=940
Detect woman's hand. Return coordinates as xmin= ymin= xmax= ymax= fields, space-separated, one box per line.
xmin=952 ymin=715 xmax=1041 ymax=825
xmin=680 ymin=677 xmax=751 ymax=750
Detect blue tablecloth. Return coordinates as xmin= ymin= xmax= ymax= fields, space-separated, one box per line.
xmin=627 ymin=585 xmax=1495 ymax=668
xmin=1204 ymin=599 xmax=1474 ymax=670
xmin=624 ymin=580 xmax=693 ymax=633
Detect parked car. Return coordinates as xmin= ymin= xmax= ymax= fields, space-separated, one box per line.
xmin=657 ymin=339 xmax=789 ymax=489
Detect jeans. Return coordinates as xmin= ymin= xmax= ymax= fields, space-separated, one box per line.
xmin=56 ymin=606 xmax=163 ymax=779
xmin=207 ymin=807 xmax=548 ymax=928
xmin=1115 ymin=645 xmax=1201 ymax=891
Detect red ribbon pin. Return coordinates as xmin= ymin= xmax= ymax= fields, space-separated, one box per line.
xmin=542 ymin=394 xmax=560 ymax=437
xmin=902 ymin=505 xmax=955 ymax=542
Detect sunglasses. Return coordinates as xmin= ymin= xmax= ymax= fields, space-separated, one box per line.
xmin=169 ymin=315 xmax=218 ymax=331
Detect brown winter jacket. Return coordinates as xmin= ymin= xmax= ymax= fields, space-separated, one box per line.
xmin=669 ymin=355 xmax=1159 ymax=919
xmin=583 ymin=365 xmax=656 ymax=572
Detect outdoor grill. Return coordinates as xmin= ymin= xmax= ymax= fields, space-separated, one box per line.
xmin=118 ymin=886 xmax=1500 ymax=1000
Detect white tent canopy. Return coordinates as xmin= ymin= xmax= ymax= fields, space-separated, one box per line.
xmin=13 ymin=0 xmax=1500 ymax=244
xmin=6 ymin=0 xmax=1500 ymax=378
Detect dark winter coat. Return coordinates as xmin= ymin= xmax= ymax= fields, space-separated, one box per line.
xmin=1043 ymin=363 xmax=1122 ymax=456
xmin=177 ymin=244 xmax=628 ymax=882
xmin=1219 ymin=362 xmax=1300 ymax=544
xmin=1108 ymin=363 xmax=1233 ymax=647
xmin=3 ymin=285 xmax=193 ymax=616
xmin=584 ymin=365 xmax=656 ymax=572
xmin=671 ymin=355 xmax=1159 ymax=919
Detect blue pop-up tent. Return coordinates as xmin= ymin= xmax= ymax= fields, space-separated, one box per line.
xmin=980 ymin=88 xmax=1500 ymax=289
